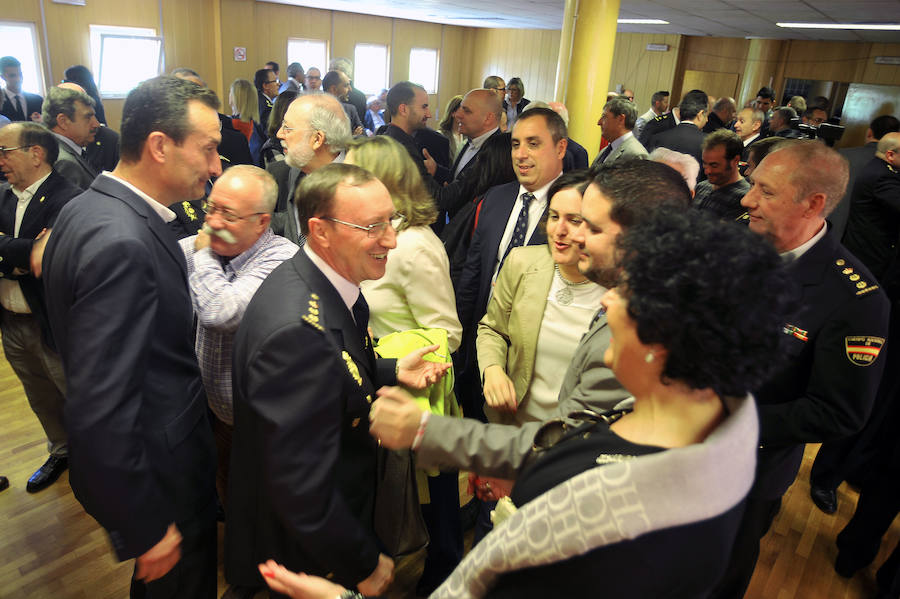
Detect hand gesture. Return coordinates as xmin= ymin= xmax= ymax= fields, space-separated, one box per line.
xmin=135 ymin=523 xmax=182 ymax=583
xmin=396 ymin=344 xmax=451 ymax=390
xmin=482 ymin=365 xmax=517 ymax=412
xmin=357 ymin=553 xmax=394 ymax=596
xmin=369 ymin=386 xmax=424 ymax=449
xmin=422 ymin=148 xmax=437 ymax=176
xmin=258 ymin=560 xmax=346 ymax=599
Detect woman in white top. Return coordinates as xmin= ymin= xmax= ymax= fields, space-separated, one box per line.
xmin=478 ymin=170 xmax=603 ymax=426
xmin=346 ymin=135 xmax=462 ymax=351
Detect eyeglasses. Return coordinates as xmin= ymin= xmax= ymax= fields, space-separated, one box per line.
xmin=278 ymin=123 xmax=314 ymax=135
xmin=0 ymin=145 xmax=29 ymax=158
xmin=321 ymin=213 xmax=405 ymax=238
xmin=206 ymin=202 xmax=264 ymax=224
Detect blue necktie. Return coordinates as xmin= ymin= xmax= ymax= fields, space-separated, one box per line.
xmin=500 ymin=192 xmax=534 ymax=269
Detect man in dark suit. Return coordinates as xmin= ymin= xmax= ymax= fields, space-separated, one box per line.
xmin=381 ymin=81 xmax=445 ymax=193
xmin=42 ymin=76 xmax=222 ymax=598
xmin=323 ymin=70 xmax=364 ymax=136
xmin=455 ymin=107 xmax=567 ymax=422
xmin=43 ymin=85 xmax=100 ymax=190
xmin=829 ymin=114 xmax=900 ymax=238
xmin=451 ymin=89 xmax=501 ymax=181
xmin=645 ymin=90 xmax=708 ymax=178
xmin=702 ymin=96 xmax=736 ymax=134
xmin=713 ymin=140 xmax=890 ymax=598
xmin=591 ymin=95 xmax=648 ymax=168
xmin=330 ymin=57 xmax=367 ymax=122
xmin=279 ymin=62 xmax=304 ymax=94
xmin=1 ymin=56 xmax=42 ymax=122
xmin=268 ymin=92 xmax=351 ymax=245
xmin=255 ymin=68 xmax=279 ymax=130
xmin=0 ymin=122 xmax=80 ymax=493
xmin=85 ymin=125 xmax=121 ymax=173
xmin=226 ymin=163 xmax=449 ymax=596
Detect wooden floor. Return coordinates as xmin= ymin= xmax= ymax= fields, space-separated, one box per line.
xmin=2 ymin=341 xmax=900 ymax=599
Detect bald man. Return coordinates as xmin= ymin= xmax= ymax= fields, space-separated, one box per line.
xmin=451 ymin=89 xmax=502 ymax=180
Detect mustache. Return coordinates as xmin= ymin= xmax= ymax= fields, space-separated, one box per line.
xmin=202 ymin=222 xmax=237 ymax=244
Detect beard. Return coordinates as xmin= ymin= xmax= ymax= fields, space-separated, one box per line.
xmin=580 ymin=262 xmax=619 ymax=289
xmin=285 ymin=139 xmax=315 ymax=169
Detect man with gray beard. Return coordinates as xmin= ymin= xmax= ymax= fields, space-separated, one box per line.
xmin=268 ymin=93 xmax=351 ymax=245
xmin=178 ymin=165 xmax=297 ymax=515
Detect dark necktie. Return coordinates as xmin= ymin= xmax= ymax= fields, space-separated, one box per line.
xmin=500 ymin=192 xmax=534 ymax=269
xmin=16 ymin=95 xmax=26 ymax=121
xmin=597 ymin=144 xmax=613 ymax=164
xmin=352 ymin=293 xmax=369 ymax=341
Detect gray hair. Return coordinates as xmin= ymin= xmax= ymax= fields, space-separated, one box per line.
xmin=42 ymin=86 xmax=95 ymax=129
xmin=303 ymin=93 xmax=351 ymax=151
xmin=218 ymin=164 xmax=278 ymax=213
xmin=329 ymin=57 xmax=353 ymax=79
xmin=603 ymin=96 xmax=638 ymax=130
xmin=649 ymin=147 xmax=700 ymax=192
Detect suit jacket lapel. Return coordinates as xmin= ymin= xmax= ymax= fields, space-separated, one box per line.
xmin=61 ymin=142 xmax=98 ymax=178
xmin=18 ymin=173 xmax=56 ymax=235
xmin=292 ymin=251 xmax=374 ymax=379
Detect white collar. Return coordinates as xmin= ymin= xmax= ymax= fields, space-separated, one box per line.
xmin=468 ymin=126 xmax=499 ymax=149
xmin=303 ymin=244 xmax=359 ymax=313
xmin=608 ymin=130 xmax=634 ymax=152
xmin=743 ymin=133 xmax=760 ymax=147
xmin=53 ymin=131 xmax=83 ymax=155
xmin=11 ymin=171 xmax=51 ymax=202
xmin=101 ymin=172 xmax=177 ymax=223
xmin=518 ymin=174 xmax=560 ymax=205
xmin=780 ymin=221 xmax=827 ymax=261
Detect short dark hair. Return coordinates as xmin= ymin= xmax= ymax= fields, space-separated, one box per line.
xmin=746 ymin=137 xmax=784 ymax=169
xmin=756 ymin=87 xmax=775 ymax=100
xmin=871 ymin=115 xmax=900 ymax=140
xmin=295 ymin=163 xmax=376 ymax=235
xmin=592 ymin=160 xmax=692 ymax=228
xmin=287 ymin=62 xmax=303 ymax=78
xmin=678 ymin=91 xmax=708 ymax=121
xmin=603 ymin=96 xmax=638 ymax=130
xmin=651 ymin=91 xmax=669 ymax=105
xmin=0 ymin=56 xmax=21 ymax=70
xmin=772 ymin=106 xmax=797 ymax=128
xmin=618 ymin=208 xmax=794 ymax=397
xmin=42 ymin=86 xmax=95 ymax=129
xmin=322 ymin=70 xmax=343 ymax=93
xmin=254 ymin=68 xmax=273 ymax=92
xmin=483 ymin=75 xmax=504 ymax=90
xmin=515 ymin=107 xmax=567 ymax=143
xmin=170 ymin=67 xmax=201 ymax=80
xmin=386 ymin=81 xmax=421 ymax=117
xmin=119 ymin=76 xmax=220 ymax=163
xmin=265 ymin=61 xmax=280 ymax=73
xmin=803 ymin=107 xmax=826 ymax=120
xmin=702 ymin=128 xmax=743 ymax=161
xmin=17 ymin=122 xmax=59 ymax=165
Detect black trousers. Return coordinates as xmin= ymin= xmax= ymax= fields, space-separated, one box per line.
xmin=130 ymin=501 xmax=217 ymax=599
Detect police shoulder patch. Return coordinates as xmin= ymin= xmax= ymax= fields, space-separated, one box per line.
xmin=845 ymin=336 xmax=885 ymax=366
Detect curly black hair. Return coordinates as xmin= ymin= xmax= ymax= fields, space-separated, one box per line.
xmin=617 ymin=208 xmax=796 ymax=397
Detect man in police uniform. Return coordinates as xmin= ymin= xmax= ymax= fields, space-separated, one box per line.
xmin=713 ymin=139 xmax=891 ymax=598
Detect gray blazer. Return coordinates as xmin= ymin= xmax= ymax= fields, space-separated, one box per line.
xmin=54 ymin=138 xmax=98 ymax=191
xmin=417 ymin=310 xmax=630 ymax=479
xmin=591 ymin=133 xmax=648 ymax=168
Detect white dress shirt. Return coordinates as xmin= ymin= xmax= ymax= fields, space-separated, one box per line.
xmin=492 ymin=176 xmax=559 ymax=285
xmin=0 ymin=171 xmax=51 ymax=313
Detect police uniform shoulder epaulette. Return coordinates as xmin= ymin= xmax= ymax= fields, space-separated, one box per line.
xmin=833 ymin=258 xmax=880 ymax=298
xmin=654 ymin=114 xmax=669 ymax=122
xmin=300 ymin=292 xmax=325 ymax=331
xmin=887 ymin=163 xmax=897 ymax=174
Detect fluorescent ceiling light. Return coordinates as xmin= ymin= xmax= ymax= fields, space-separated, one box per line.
xmin=777 ymin=22 xmax=900 ymax=30
xmin=618 ymin=18 xmax=669 ymax=25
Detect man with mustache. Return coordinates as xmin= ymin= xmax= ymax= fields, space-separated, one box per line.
xmin=42 ymin=85 xmax=100 ymax=190
xmin=178 ymin=164 xmax=297 ymax=512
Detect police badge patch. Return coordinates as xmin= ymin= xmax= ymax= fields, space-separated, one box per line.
xmin=845 ymin=336 xmax=885 ymax=366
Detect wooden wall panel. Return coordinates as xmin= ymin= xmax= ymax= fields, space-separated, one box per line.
xmin=672 ymin=36 xmax=748 ymax=103
xmin=860 ymin=43 xmax=900 ymax=87
xmin=781 ymin=41 xmax=870 ymax=83
xmin=468 ymin=28 xmax=562 ymax=104
xmin=609 ymin=32 xmax=680 ymax=110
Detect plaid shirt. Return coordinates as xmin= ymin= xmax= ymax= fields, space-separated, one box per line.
xmin=694 ymin=177 xmax=751 ymax=222
xmin=180 ymin=229 xmax=298 ymax=424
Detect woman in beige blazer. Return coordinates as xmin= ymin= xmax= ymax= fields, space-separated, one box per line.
xmin=477 ymin=170 xmax=604 ymax=426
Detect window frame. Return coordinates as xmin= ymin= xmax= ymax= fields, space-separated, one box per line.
xmin=90 ymin=24 xmax=160 ymax=99
xmin=408 ymin=47 xmax=439 ymax=94
xmin=286 ymin=37 xmax=329 ymax=78
xmin=0 ymin=20 xmax=45 ymax=97
xmin=353 ymin=43 xmax=390 ymax=96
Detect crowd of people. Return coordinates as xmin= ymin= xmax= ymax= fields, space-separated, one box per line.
xmin=1 ymin=51 xmax=900 ymax=599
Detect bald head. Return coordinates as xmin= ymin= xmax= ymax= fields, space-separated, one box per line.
xmin=57 ymin=81 xmax=87 ymax=94
xmin=455 ymin=88 xmax=501 ymax=139
xmin=877 ymin=132 xmax=900 ymax=168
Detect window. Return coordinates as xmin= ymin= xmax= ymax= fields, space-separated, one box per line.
xmin=354 ymin=43 xmax=388 ymax=96
xmin=287 ymin=38 xmax=328 ymax=75
xmin=0 ymin=21 xmax=44 ymax=96
xmin=409 ymin=48 xmax=438 ymax=94
xmin=90 ymin=25 xmax=161 ymax=98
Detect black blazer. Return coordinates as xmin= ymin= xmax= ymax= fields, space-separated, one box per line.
xmin=564 ymin=137 xmax=589 ymax=171
xmin=0 ymin=169 xmax=80 ymax=347
xmin=42 ymin=174 xmax=216 ymax=560
xmin=455 ymin=180 xmax=548 ymax=330
xmin=226 ymin=249 xmax=396 ymax=588
xmin=646 ymin=122 xmax=705 ymax=170
xmin=84 ymin=125 xmax=121 ymax=174
xmin=0 ymin=91 xmax=42 ymax=122
xmin=54 ymin=137 xmax=99 ymax=190
xmin=414 ymin=126 xmax=452 ymax=184
xmin=751 ymin=228 xmax=889 ymax=499
xmin=450 ymin=128 xmax=502 ymax=182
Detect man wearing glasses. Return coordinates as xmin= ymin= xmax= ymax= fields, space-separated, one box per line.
xmin=254 ymin=68 xmax=280 ymax=130
xmin=226 ymin=163 xmax=450 ymax=596
xmin=178 ymin=165 xmax=297 ymax=516
xmin=0 ymin=121 xmax=80 ymax=493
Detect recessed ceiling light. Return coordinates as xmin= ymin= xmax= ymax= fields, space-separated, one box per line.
xmin=618 ymin=18 xmax=669 ymax=25
xmin=776 ymin=22 xmax=900 ymax=30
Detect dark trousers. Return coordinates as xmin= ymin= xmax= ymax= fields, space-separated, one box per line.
xmin=419 ymin=470 xmax=463 ymax=589
xmin=130 ymin=501 xmax=217 ymax=599
xmin=710 ymin=496 xmax=782 ymax=599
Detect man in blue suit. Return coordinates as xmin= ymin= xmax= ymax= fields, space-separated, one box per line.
xmin=42 ymin=76 xmax=223 ymax=598
xmin=455 ymin=107 xmax=567 ymax=422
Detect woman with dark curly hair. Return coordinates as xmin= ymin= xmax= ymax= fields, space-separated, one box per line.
xmin=254 ymin=207 xmax=796 ymax=599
